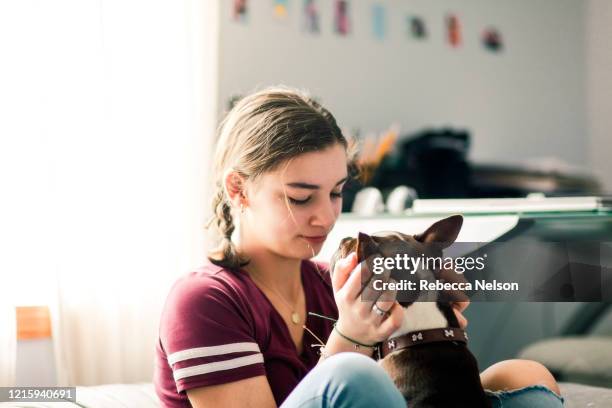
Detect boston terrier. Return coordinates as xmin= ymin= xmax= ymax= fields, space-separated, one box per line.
xmin=330 ymin=215 xmax=491 ymax=407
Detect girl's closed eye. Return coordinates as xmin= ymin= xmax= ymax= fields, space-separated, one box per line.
xmin=330 ymin=190 xmax=343 ymax=199
xmin=289 ymin=196 xmax=311 ymax=205
xmin=289 ymin=190 xmax=344 ymax=205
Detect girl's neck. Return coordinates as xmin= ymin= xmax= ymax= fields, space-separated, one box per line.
xmin=239 ymin=248 xmax=303 ymax=299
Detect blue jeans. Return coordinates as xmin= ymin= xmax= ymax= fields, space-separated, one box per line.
xmin=280 ymin=352 xmax=564 ymax=408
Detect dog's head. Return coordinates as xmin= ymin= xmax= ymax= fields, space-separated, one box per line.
xmin=330 ymin=215 xmax=466 ymax=337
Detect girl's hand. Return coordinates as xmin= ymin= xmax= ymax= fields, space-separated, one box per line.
xmin=331 ymin=252 xmax=404 ymax=346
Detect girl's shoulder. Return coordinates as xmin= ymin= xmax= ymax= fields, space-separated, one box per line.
xmin=157 ymin=261 xmax=268 ymax=397
xmin=161 ymin=260 xmax=257 ymax=321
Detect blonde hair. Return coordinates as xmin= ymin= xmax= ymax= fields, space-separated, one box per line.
xmin=206 ymin=86 xmax=357 ymax=270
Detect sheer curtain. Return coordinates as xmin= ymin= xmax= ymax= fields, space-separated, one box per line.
xmin=1 ymin=0 xmax=219 ymax=385
xmin=0 ymin=302 xmax=16 ymax=387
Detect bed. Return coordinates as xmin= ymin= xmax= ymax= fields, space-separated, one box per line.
xmin=1 ymin=381 xmax=612 ymax=407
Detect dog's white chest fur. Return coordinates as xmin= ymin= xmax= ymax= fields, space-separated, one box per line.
xmin=390 ymin=302 xmax=448 ymax=338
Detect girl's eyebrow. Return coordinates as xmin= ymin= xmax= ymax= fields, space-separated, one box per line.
xmin=286 ymin=176 xmax=348 ymax=190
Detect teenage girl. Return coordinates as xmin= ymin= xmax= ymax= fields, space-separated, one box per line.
xmin=154 ymin=87 xmax=563 ymax=408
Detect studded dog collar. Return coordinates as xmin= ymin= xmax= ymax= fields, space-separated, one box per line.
xmin=378 ymin=327 xmax=468 ymax=359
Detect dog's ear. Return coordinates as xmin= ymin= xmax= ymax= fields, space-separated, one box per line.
xmin=413 ymin=215 xmax=463 ymax=248
xmin=357 ymin=232 xmax=379 ymax=262
xmin=329 ymin=236 xmax=357 ymax=276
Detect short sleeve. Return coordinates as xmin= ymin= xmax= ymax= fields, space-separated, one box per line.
xmin=159 ymin=275 xmax=266 ymax=394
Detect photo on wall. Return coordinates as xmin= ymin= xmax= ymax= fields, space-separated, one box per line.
xmin=273 ymin=0 xmax=290 ymax=20
xmin=334 ymin=0 xmax=350 ymax=36
xmin=302 ymin=0 xmax=320 ymax=34
xmin=233 ymin=0 xmax=248 ymax=23
xmin=482 ymin=27 xmax=504 ymax=53
xmin=372 ymin=4 xmax=386 ymax=41
xmin=446 ymin=13 xmax=462 ymax=47
xmin=408 ymin=16 xmax=427 ymax=40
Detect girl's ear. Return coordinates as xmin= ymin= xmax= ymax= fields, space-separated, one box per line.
xmin=413 ymin=215 xmax=463 ymax=249
xmin=223 ymin=169 xmax=247 ymax=208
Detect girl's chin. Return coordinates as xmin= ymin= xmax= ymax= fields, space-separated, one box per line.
xmin=299 ymin=241 xmax=323 ymax=257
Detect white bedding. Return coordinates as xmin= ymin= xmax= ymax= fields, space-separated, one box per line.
xmin=2 ymin=381 xmax=611 ymax=407
xmin=0 ymin=383 xmax=160 ymax=408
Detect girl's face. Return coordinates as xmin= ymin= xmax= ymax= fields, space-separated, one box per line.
xmin=242 ymin=143 xmax=348 ymax=260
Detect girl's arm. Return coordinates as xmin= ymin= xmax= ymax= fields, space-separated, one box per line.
xmin=187 ymin=376 xmax=276 ymax=408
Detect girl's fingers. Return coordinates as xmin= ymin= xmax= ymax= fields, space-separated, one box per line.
xmin=368 ymin=285 xmax=396 ymax=323
xmin=331 ymin=252 xmax=357 ymax=293
xmin=360 ymin=254 xmax=393 ymax=301
xmin=453 ymin=308 xmax=468 ymax=329
xmin=377 ymin=302 xmax=404 ymax=339
xmin=373 ymin=284 xmax=397 ymax=316
xmin=452 ymin=300 xmax=470 ymax=313
xmin=342 ymin=260 xmax=363 ymax=300
xmin=374 ymin=299 xmax=395 ymax=315
xmin=371 ymin=301 xmax=394 ymax=326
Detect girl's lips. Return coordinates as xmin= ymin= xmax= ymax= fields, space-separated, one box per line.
xmin=302 ymin=235 xmax=327 ymax=244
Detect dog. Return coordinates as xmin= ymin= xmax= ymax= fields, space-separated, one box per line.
xmin=330 ymin=215 xmax=491 ymax=407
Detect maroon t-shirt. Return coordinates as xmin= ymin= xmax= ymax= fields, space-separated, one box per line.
xmin=154 ymin=259 xmax=338 ymax=407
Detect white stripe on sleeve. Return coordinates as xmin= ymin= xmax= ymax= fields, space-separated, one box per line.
xmin=173 ymin=353 xmax=264 ymax=381
xmin=168 ymin=342 xmax=261 ymax=365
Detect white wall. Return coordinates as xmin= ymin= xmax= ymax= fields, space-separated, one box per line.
xmin=587 ymin=0 xmax=612 ymax=192
xmin=218 ymin=0 xmax=588 ymax=166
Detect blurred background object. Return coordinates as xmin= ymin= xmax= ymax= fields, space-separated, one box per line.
xmin=350 ymin=186 xmax=385 ymax=215
xmin=342 ymin=127 xmax=603 ymax=212
xmin=386 ymin=185 xmax=419 ymax=214
xmin=370 ymin=128 xmax=472 ymax=199
xmin=470 ymin=158 xmax=602 ymax=198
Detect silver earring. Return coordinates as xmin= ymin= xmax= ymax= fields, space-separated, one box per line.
xmin=240 ymin=203 xmax=245 ymax=214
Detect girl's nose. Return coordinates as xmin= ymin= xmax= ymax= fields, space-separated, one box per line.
xmin=312 ymin=199 xmax=338 ymax=229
